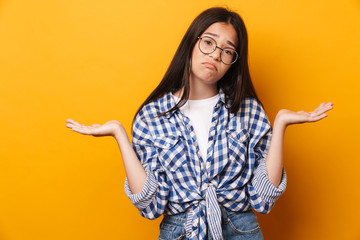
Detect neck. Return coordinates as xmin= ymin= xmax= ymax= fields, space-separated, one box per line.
xmin=189 ymin=81 xmax=218 ymax=100
xmin=174 ymin=81 xmax=218 ymax=100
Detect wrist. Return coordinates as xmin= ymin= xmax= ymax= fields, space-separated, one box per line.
xmin=114 ymin=123 xmax=127 ymax=140
xmin=274 ymin=110 xmax=288 ymax=129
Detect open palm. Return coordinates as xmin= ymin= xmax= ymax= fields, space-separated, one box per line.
xmin=65 ymin=118 xmax=121 ymax=137
xmin=278 ymin=102 xmax=334 ymax=126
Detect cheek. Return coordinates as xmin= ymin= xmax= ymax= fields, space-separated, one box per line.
xmin=219 ymin=65 xmax=232 ymax=77
xmin=191 ymin=48 xmax=202 ymax=63
xmin=190 ymin=51 xmax=203 ymax=72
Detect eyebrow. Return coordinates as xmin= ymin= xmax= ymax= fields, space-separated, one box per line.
xmin=203 ymin=32 xmax=237 ymax=49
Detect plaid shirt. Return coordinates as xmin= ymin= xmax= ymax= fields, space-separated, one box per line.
xmin=125 ymin=89 xmax=287 ymax=240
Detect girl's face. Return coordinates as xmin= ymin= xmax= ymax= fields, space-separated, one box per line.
xmin=190 ymin=22 xmax=238 ymax=88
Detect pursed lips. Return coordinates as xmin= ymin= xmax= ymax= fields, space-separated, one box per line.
xmin=203 ymin=62 xmax=217 ymax=71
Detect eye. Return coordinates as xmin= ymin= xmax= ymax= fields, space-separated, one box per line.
xmin=223 ymin=49 xmax=234 ymax=56
xmin=204 ymin=40 xmax=213 ymax=46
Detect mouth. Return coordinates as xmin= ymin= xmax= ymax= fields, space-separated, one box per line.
xmin=203 ymin=62 xmax=217 ymax=71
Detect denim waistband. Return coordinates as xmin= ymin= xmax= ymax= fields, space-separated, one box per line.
xmin=163 ymin=206 xmax=252 ymax=223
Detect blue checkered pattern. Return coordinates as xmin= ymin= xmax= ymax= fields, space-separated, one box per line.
xmin=124 ymin=89 xmax=287 ymax=240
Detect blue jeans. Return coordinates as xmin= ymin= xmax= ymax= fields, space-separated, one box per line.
xmin=159 ymin=207 xmax=264 ymax=240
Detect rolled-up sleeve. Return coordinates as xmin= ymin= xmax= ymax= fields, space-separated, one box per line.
xmin=124 ymin=111 xmax=170 ymax=220
xmin=124 ymin=166 xmax=158 ymax=209
xmin=246 ymin=99 xmax=287 ymax=214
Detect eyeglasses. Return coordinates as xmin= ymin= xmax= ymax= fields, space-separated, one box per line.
xmin=197 ymin=36 xmax=238 ymax=65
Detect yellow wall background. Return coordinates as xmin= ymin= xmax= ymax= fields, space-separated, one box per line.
xmin=0 ymin=0 xmax=359 ymax=239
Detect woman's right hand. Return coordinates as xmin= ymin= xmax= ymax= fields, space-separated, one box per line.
xmin=65 ymin=118 xmax=122 ymax=137
xmin=66 ymin=118 xmax=147 ymax=193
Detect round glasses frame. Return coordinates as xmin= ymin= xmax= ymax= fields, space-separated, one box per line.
xmin=197 ymin=36 xmax=238 ymax=65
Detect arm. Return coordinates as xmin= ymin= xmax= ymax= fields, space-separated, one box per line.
xmin=65 ymin=119 xmax=146 ymax=193
xmin=66 ymin=115 xmax=171 ymax=219
xmin=266 ymin=102 xmax=334 ymax=187
xmin=114 ymin=125 xmax=147 ymax=194
xmin=246 ymin=100 xmax=333 ymax=213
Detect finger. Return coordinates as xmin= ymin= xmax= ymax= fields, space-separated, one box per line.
xmin=318 ymin=102 xmax=325 ymax=108
xmin=312 ymin=103 xmax=327 ymax=113
xmin=306 ymin=112 xmax=328 ymax=122
xmin=325 ymin=102 xmax=334 ymax=106
xmin=66 ymin=121 xmax=85 ymax=129
xmin=66 ymin=123 xmax=76 ymax=128
xmin=315 ymin=105 xmax=333 ymax=115
xmin=310 ymin=113 xmax=328 ymax=122
xmin=71 ymin=126 xmax=93 ymax=135
xmin=312 ymin=103 xmax=333 ymax=115
xmin=319 ymin=102 xmax=333 ymax=109
xmin=66 ymin=118 xmax=82 ymax=126
xmin=319 ymin=102 xmax=333 ymax=110
xmin=68 ymin=119 xmax=92 ymax=128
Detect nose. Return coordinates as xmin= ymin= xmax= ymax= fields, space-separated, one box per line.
xmin=209 ymin=46 xmax=222 ymax=62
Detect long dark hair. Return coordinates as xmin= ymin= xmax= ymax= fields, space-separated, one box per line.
xmin=134 ymin=7 xmax=262 ymax=122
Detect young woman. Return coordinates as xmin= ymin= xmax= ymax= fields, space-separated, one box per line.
xmin=66 ymin=7 xmax=333 ymax=240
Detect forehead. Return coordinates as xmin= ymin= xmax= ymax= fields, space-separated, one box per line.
xmin=202 ymin=22 xmax=238 ymax=47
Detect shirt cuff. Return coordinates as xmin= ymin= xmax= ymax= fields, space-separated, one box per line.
xmin=124 ymin=166 xmax=158 ymax=210
xmin=252 ymin=159 xmax=287 ymax=204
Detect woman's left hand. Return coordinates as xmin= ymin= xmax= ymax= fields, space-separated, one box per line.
xmin=276 ymin=102 xmax=334 ymax=126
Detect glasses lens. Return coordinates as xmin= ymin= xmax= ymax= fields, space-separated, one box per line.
xmin=199 ymin=37 xmax=216 ymax=54
xmin=221 ymin=48 xmax=238 ymax=65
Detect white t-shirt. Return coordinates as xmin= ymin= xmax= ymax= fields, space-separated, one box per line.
xmin=172 ymin=93 xmax=220 ymax=161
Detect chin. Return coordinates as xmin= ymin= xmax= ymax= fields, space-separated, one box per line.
xmin=190 ymin=71 xmax=221 ymax=85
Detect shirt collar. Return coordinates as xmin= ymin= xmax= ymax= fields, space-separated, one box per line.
xmin=161 ymin=88 xmax=227 ymax=119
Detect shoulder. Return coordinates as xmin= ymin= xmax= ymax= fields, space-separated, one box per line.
xmin=227 ymin=96 xmax=270 ymax=130
xmin=238 ymin=97 xmax=268 ymax=121
xmin=132 ymin=92 xmax=180 ymax=140
xmin=240 ymin=97 xmax=264 ymax=112
xmin=135 ymin=93 xmax=172 ymax=123
xmin=242 ymin=97 xmax=271 ymax=133
xmin=230 ymin=96 xmax=265 ymax=119
xmin=136 ymin=93 xmax=170 ymax=119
